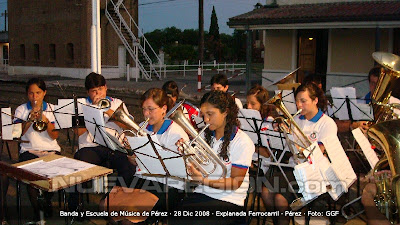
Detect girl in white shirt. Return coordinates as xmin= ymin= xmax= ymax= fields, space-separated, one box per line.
xmin=172 ymin=91 xmax=254 ymax=225
xmin=266 ymin=82 xmax=336 ymax=225
xmin=128 ymin=88 xmax=189 ymax=224
xmin=13 ymin=78 xmax=61 ymax=220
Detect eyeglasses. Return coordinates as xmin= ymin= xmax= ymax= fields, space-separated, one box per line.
xmin=142 ymin=107 xmax=160 ymax=113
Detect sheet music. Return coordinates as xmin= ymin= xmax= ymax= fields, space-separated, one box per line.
xmin=53 ymin=98 xmax=86 ymax=129
xmin=275 ymin=90 xmax=297 ymax=115
xmin=352 ymin=128 xmax=379 ymax=168
xmin=1 ymin=108 xmax=13 ymax=140
xmin=127 ymin=135 xmax=187 ymax=179
xmin=351 ymin=103 xmax=373 ymax=121
xmin=321 ymin=135 xmax=357 ymax=191
xmin=82 ymin=104 xmax=121 ymax=150
xmin=330 ymin=87 xmax=357 ymax=120
xmin=293 ymin=161 xmax=327 ymax=201
xmin=238 ymin=108 xmax=269 ymax=147
xmin=268 ymin=130 xmax=289 ymax=151
xmin=18 ymin=157 xmax=95 ymax=178
xmin=324 ymin=165 xmax=346 ymax=200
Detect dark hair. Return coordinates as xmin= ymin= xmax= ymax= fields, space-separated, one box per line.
xmin=85 ymin=72 xmax=106 ymax=90
xmin=141 ymin=88 xmax=173 ymax=111
xmin=26 ymin=78 xmax=47 ymax=93
xmin=201 ymin=91 xmax=239 ymax=160
xmin=303 ymin=74 xmax=322 ymax=86
xmin=368 ymin=66 xmax=382 ymax=82
xmin=295 ymin=82 xmax=327 ymax=112
xmin=247 ymin=84 xmax=277 ymax=119
xmin=210 ymin=74 xmax=228 ymax=87
xmin=162 ymin=80 xmax=179 ymax=99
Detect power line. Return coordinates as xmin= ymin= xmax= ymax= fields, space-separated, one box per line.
xmin=139 ymin=0 xmax=181 ymax=6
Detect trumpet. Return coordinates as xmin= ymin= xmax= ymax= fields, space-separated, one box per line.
xmin=165 ymin=100 xmax=227 ymax=179
xmin=30 ymin=101 xmax=48 ymax=132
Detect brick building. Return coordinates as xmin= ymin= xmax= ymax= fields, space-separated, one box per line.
xmin=8 ymin=0 xmax=138 ymax=79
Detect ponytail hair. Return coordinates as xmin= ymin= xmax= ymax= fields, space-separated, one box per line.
xmin=141 ymin=88 xmax=173 ymax=111
xmin=295 ymin=82 xmax=327 ymax=112
xmin=200 ymin=91 xmax=240 ymax=160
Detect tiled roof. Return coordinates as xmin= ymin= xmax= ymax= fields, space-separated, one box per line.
xmin=228 ymin=1 xmax=400 ymax=26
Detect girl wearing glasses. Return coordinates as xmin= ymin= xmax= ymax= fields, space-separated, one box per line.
xmin=172 ymin=91 xmax=254 ymax=225
xmin=131 ymin=88 xmax=189 ymax=221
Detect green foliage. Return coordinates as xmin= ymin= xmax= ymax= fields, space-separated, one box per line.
xmin=143 ymin=25 xmax=247 ymax=63
xmin=164 ymin=44 xmax=197 ymax=62
xmin=209 ymin=6 xmax=220 ymax=41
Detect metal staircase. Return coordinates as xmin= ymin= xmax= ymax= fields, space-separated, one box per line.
xmin=105 ymin=0 xmax=162 ymax=80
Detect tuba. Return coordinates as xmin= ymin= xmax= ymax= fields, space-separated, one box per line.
xmin=371 ymin=52 xmax=400 ymax=123
xmin=165 ymin=100 xmax=227 ymax=179
xmin=367 ymin=120 xmax=400 ymax=223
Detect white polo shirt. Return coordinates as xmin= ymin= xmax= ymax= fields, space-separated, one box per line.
xmin=294 ymin=109 xmax=338 ymax=144
xmin=78 ymin=96 xmax=131 ymax=149
xmin=194 ymin=128 xmax=255 ymax=206
xmin=14 ymin=101 xmax=61 ymax=153
xmin=135 ymin=119 xmax=190 ymax=190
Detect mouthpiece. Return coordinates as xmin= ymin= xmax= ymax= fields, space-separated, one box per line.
xmin=293 ymin=109 xmax=302 ymax=117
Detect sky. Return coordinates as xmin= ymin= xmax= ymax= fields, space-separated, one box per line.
xmin=139 ymin=0 xmax=263 ymax=34
xmin=0 ymin=0 xmax=6 ymax=32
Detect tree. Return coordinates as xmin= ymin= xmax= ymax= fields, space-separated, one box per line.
xmin=207 ymin=6 xmax=222 ymax=61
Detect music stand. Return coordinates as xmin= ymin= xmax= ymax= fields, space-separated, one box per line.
xmin=330 ymin=87 xmax=374 ymax=121
xmin=125 ymin=133 xmax=195 ymax=215
xmin=81 ymin=103 xmax=131 ymax=155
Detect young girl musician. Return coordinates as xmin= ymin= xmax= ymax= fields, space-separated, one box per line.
xmin=14 ymin=78 xmax=61 ymax=220
xmin=172 ymin=91 xmax=254 ymax=225
xmin=264 ymin=82 xmax=337 ymax=225
xmin=133 ymin=88 xmax=190 ymax=217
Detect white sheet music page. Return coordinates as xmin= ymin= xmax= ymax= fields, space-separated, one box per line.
xmin=1 ymin=108 xmax=13 ymax=140
xmin=352 ymin=103 xmax=374 ymax=121
xmin=127 ymin=135 xmax=187 ymax=178
xmin=82 ymin=104 xmax=117 ymax=150
xmin=238 ymin=108 xmax=269 ymax=147
xmin=330 ymin=87 xmax=357 ymax=120
xmin=352 ymin=128 xmax=379 ymax=168
xmin=321 ymin=135 xmax=357 ymax=191
xmin=18 ymin=157 xmax=95 ymax=178
xmin=54 ymin=98 xmax=86 ymax=129
xmin=293 ymin=161 xmax=327 ymax=201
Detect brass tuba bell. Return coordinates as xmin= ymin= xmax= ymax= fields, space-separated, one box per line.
xmin=368 ymin=120 xmax=400 ymax=223
xmin=371 ymin=52 xmax=400 ymax=123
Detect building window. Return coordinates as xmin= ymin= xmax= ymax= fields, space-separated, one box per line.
xmin=19 ymin=44 xmax=25 ymax=60
xmin=66 ymin=43 xmax=74 ymax=62
xmin=3 ymin=45 xmax=8 ymax=65
xmin=33 ymin=44 xmax=40 ymax=62
xmin=49 ymin=44 xmax=56 ymax=62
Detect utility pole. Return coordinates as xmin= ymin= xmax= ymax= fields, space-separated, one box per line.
xmin=198 ymin=0 xmax=204 ymax=63
xmin=1 ymin=10 xmax=7 ymax=31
